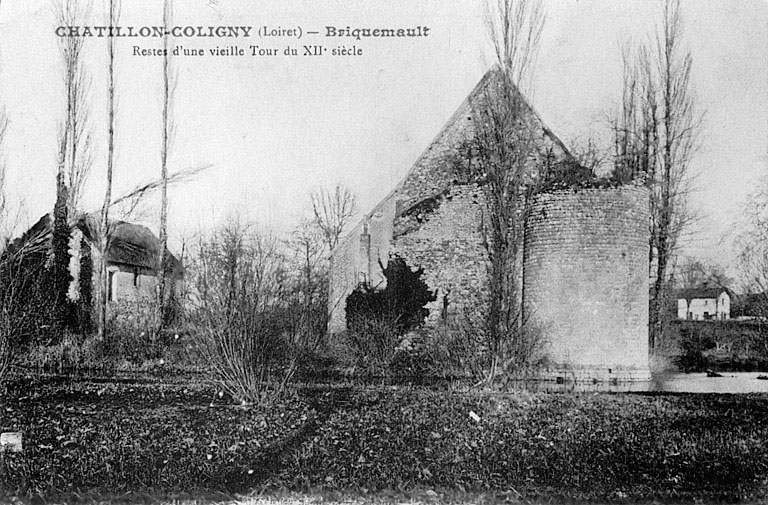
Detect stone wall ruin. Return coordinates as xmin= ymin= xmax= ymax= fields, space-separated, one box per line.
xmin=523 ymin=185 xmax=651 ymax=380
xmin=328 ymin=70 xmax=651 ymax=380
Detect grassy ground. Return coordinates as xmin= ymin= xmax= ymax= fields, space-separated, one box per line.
xmin=0 ymin=488 xmax=600 ymax=505
xmin=2 ymin=375 xmax=768 ymax=503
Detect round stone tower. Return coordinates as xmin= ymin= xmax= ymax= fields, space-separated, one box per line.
xmin=523 ymin=184 xmax=650 ymax=381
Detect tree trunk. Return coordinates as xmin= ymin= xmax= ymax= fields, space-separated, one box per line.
xmin=99 ymin=0 xmax=118 ymax=349
xmin=157 ymin=0 xmax=173 ymax=334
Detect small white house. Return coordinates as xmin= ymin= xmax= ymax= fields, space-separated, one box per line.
xmin=677 ymin=286 xmax=730 ymax=320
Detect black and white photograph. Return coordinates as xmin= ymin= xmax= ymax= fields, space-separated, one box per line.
xmin=0 ymin=0 xmax=767 ymax=502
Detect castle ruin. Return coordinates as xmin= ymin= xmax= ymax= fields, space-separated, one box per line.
xmin=329 ymin=70 xmax=650 ymax=381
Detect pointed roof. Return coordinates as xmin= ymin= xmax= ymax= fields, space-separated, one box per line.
xmin=363 ymin=69 xmax=579 ymax=221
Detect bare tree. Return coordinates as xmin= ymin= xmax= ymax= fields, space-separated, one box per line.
xmin=56 ymin=0 xmax=94 ymax=216
xmin=310 ymin=183 xmax=357 ymax=253
xmin=288 ymin=219 xmax=328 ymax=347
xmin=485 ymin=0 xmax=544 ymax=92
xmin=0 ymin=109 xmax=11 ymax=382
xmin=0 ymin=112 xmax=8 ymax=244
xmin=51 ymin=0 xmax=95 ymax=334
xmin=465 ymin=0 xmax=545 ymax=384
xmin=156 ymin=0 xmax=177 ymax=332
xmin=675 ymin=257 xmax=731 ymax=290
xmin=191 ymin=219 xmax=298 ymax=404
xmin=612 ymin=0 xmax=701 ymax=349
xmin=737 ymin=174 xmax=768 ymax=301
xmin=96 ymin=0 xmax=120 ymax=346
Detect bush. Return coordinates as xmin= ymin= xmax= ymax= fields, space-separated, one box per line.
xmin=106 ymin=301 xmax=168 ymax=364
xmin=344 ymin=314 xmax=401 ymax=376
xmin=0 ymin=245 xmax=58 ymax=350
xmin=344 ymin=256 xmax=435 ymax=375
xmin=0 ymin=236 xmax=64 ymax=384
xmin=0 ymin=313 xmax=11 ymax=386
xmin=667 ymin=320 xmax=768 ymax=372
xmin=191 ymin=222 xmax=301 ymax=404
xmin=20 ymin=333 xmax=104 ymax=373
xmin=345 ymin=256 xmax=435 ymax=336
xmin=424 ymin=314 xmax=488 ymax=381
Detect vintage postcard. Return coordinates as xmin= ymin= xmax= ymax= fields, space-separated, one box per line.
xmin=0 ymin=0 xmax=767 ymax=502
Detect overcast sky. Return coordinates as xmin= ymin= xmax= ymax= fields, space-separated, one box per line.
xmin=0 ymin=0 xmax=766 ymax=278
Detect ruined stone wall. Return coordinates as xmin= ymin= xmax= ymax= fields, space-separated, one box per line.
xmin=523 ymin=185 xmax=650 ymax=380
xmin=108 ymin=266 xmax=158 ymax=303
xmin=327 ymin=78 xmax=479 ymax=333
xmin=328 ymin=199 xmax=396 ymax=333
xmin=393 ymin=184 xmax=488 ymax=325
xmin=328 ymin=221 xmax=363 ymax=333
xmin=329 ymin=70 xmax=593 ymax=334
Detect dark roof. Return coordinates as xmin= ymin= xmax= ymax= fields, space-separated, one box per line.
xmin=8 ymin=214 xmax=52 ymax=255
xmin=15 ymin=214 xmax=184 ymax=278
xmin=107 ymin=221 xmax=184 ymax=277
xmin=676 ymin=287 xmax=729 ymax=301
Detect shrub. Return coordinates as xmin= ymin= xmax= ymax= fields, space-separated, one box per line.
xmin=0 ymin=313 xmax=11 ymax=386
xmin=421 ymin=302 xmax=547 ymax=387
xmin=344 ymin=256 xmax=435 ymax=374
xmin=107 ymin=300 xmax=167 ymax=364
xmin=345 ymin=256 xmax=435 ymax=336
xmin=21 ymin=332 xmax=104 ymax=373
xmin=191 ymin=221 xmax=301 ymax=404
xmin=0 ymin=235 xmax=64 ymax=384
xmin=424 ymin=318 xmax=487 ymax=382
xmin=344 ymin=313 xmax=401 ymax=376
xmin=0 ymin=245 xmax=58 ymax=349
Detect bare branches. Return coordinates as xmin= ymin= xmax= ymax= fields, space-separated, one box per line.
xmin=310 ymin=183 xmax=357 ymax=253
xmin=737 ymin=176 xmax=768 ymax=296
xmin=0 ymin=111 xmax=8 ymax=243
xmin=567 ymin=131 xmax=609 ymax=175
xmin=675 ymin=257 xmax=731 ymax=290
xmin=0 ymin=111 xmax=25 ymax=249
xmin=56 ymin=0 xmax=94 ymax=216
xmin=190 ymin=220 xmax=298 ymax=404
xmin=485 ymin=0 xmax=545 ymax=90
xmin=470 ymin=0 xmax=546 ymax=381
xmin=612 ymin=0 xmax=702 ymax=348
xmin=110 ymin=164 xmax=210 ymax=213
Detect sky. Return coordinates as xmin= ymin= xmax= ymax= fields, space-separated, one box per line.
xmin=0 ymin=0 xmax=766 ymax=280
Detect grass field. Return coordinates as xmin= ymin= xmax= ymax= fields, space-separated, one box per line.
xmin=2 ymin=374 xmax=768 ymax=503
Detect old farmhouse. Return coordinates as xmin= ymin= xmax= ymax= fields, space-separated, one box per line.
xmin=18 ymin=213 xmax=183 ymax=304
xmin=329 ymin=70 xmax=651 ymax=381
xmin=676 ymin=285 xmax=731 ymax=320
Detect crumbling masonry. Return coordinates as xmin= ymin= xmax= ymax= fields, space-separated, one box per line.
xmin=329 ymin=71 xmax=650 ymax=380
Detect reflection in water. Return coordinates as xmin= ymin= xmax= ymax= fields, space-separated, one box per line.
xmin=648 ymin=372 xmax=768 ymax=393
xmin=509 ymin=372 xmax=768 ymax=393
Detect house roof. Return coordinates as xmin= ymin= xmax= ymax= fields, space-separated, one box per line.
xmin=13 ymin=213 xmax=184 ymax=277
xmin=8 ymin=213 xmax=52 ymax=256
xmin=677 ymin=286 xmax=728 ymax=301
xmin=107 ymin=221 xmax=184 ymax=276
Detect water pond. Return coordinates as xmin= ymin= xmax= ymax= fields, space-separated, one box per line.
xmin=513 ymin=372 xmax=768 ymax=394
